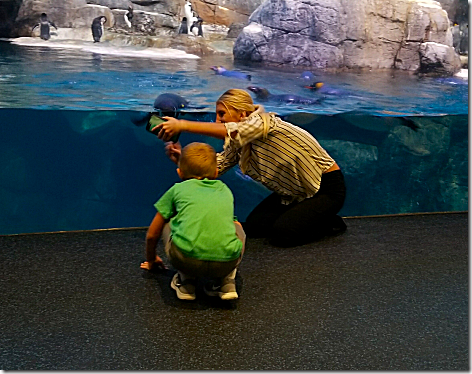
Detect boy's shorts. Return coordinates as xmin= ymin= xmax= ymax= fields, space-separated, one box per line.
xmin=162 ymin=223 xmax=245 ymax=278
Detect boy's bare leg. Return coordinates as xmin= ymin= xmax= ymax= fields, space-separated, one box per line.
xmin=229 ymin=221 xmax=246 ymax=276
xmin=235 ymin=221 xmax=246 ymax=258
xmin=162 ymin=223 xmax=172 ymax=258
xmin=214 ymin=222 xmax=246 ymax=299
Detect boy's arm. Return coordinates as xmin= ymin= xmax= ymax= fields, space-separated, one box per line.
xmin=141 ymin=212 xmax=167 ymax=270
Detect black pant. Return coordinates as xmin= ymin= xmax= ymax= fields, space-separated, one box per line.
xmin=243 ymin=170 xmax=346 ymax=246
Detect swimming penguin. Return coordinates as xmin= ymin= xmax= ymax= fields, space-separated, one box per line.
xmin=124 ymin=5 xmax=133 ymax=28
xmin=304 ymin=82 xmax=350 ymax=96
xmin=300 ymin=71 xmax=315 ymax=80
xmin=32 ymin=13 xmax=57 ymax=40
xmin=131 ymin=93 xmax=206 ymax=126
xmin=190 ymin=17 xmax=203 ymax=36
xmin=210 ymin=66 xmax=251 ymax=80
xmin=152 ymin=93 xmax=207 ymax=117
xmin=247 ymin=86 xmax=322 ymax=105
xmin=91 ymin=16 xmax=107 ymax=43
xmin=178 ymin=17 xmax=188 ymax=34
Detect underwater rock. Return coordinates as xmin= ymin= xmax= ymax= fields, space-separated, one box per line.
xmin=388 ymin=117 xmax=451 ymax=156
xmin=234 ymin=0 xmax=461 ymax=75
xmin=321 ymin=140 xmax=378 ymax=178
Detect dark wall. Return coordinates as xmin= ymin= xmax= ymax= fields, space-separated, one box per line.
xmin=0 ymin=0 xmax=22 ymax=37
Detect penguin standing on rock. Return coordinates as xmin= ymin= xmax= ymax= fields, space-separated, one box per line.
xmin=91 ymin=16 xmax=107 ymax=43
xmin=190 ymin=17 xmax=203 ymax=36
xmin=124 ymin=5 xmax=133 ymax=28
xmin=178 ymin=17 xmax=188 ymax=34
xmin=184 ymin=1 xmax=199 ymax=34
xmin=32 ymin=13 xmax=57 ymax=40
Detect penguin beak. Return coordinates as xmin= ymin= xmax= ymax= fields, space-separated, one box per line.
xmin=315 ymin=82 xmax=324 ymax=89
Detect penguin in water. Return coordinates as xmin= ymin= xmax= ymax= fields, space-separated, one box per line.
xmin=131 ymin=93 xmax=207 ymax=126
xmin=190 ymin=17 xmax=203 ymax=36
xmin=91 ymin=16 xmax=107 ymax=43
xmin=300 ymin=71 xmax=315 ymax=80
xmin=124 ymin=5 xmax=133 ymax=28
xmin=210 ymin=66 xmax=251 ymax=80
xmin=304 ymin=82 xmax=350 ymax=96
xmin=178 ymin=17 xmax=188 ymax=34
xmin=154 ymin=93 xmax=190 ymax=115
xmin=153 ymin=93 xmax=206 ymax=115
xmin=32 ymin=13 xmax=57 ymax=40
xmin=247 ymin=86 xmax=322 ymax=105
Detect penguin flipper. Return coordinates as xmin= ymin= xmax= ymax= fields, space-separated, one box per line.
xmin=187 ymin=105 xmax=207 ymax=110
xmin=130 ymin=112 xmax=152 ymax=127
xmin=400 ymin=117 xmax=420 ymax=131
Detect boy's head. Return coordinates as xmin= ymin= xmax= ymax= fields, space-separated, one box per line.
xmin=178 ymin=142 xmax=217 ymax=180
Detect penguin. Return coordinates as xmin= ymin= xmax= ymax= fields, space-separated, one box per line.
xmin=152 ymin=93 xmax=206 ymax=117
xmin=91 ymin=16 xmax=107 ymax=43
xmin=210 ymin=66 xmax=251 ymax=80
xmin=32 ymin=13 xmax=57 ymax=40
xmin=300 ymin=71 xmax=315 ymax=80
xmin=190 ymin=17 xmax=203 ymax=36
xmin=247 ymin=86 xmax=322 ymax=105
xmin=131 ymin=93 xmax=207 ymax=127
xmin=154 ymin=93 xmax=189 ymax=114
xmin=304 ymin=82 xmax=350 ymax=96
xmin=124 ymin=5 xmax=133 ymax=28
xmin=184 ymin=1 xmax=199 ymax=34
xmin=178 ymin=17 xmax=188 ymax=34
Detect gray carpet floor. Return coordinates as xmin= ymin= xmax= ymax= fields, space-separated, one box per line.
xmin=0 ymin=212 xmax=468 ymax=370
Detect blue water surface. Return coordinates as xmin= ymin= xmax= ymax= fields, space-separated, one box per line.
xmin=0 ymin=41 xmax=468 ymax=115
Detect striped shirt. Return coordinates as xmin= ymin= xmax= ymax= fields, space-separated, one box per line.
xmin=216 ymin=107 xmax=335 ymax=204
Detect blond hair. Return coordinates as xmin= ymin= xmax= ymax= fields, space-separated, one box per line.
xmin=178 ymin=142 xmax=217 ymax=180
xmin=217 ymin=88 xmax=271 ymax=139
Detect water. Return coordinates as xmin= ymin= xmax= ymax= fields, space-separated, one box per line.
xmin=0 ymin=40 xmax=468 ymax=235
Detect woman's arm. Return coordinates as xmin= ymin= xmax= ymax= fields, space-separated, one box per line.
xmin=154 ymin=117 xmax=227 ymax=141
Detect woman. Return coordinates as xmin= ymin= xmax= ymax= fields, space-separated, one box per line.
xmin=156 ymin=89 xmax=346 ymax=247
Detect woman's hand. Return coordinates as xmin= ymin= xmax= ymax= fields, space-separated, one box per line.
xmin=153 ymin=117 xmax=184 ymax=142
xmin=165 ymin=141 xmax=182 ymax=165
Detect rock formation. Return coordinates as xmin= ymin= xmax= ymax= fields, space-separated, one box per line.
xmin=0 ymin=0 xmax=465 ymax=75
xmin=190 ymin=0 xmax=264 ymax=26
xmin=233 ymin=0 xmax=462 ymax=75
xmin=0 ymin=0 xmax=262 ymax=37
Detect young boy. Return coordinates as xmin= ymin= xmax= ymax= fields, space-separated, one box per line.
xmin=140 ymin=142 xmax=245 ymax=300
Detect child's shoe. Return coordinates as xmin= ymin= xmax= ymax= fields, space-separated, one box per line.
xmin=204 ymin=278 xmax=238 ymax=300
xmin=171 ymin=273 xmax=196 ymax=300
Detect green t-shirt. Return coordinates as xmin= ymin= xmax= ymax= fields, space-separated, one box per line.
xmin=155 ymin=178 xmax=242 ymax=262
